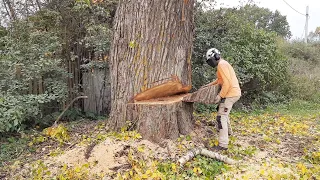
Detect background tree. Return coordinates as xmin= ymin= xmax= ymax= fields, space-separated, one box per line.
xmin=238 ymin=5 xmax=292 ymax=39
xmin=308 ymin=27 xmax=320 ymax=42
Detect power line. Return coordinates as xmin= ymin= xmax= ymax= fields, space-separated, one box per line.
xmin=282 ymin=0 xmax=305 ymax=16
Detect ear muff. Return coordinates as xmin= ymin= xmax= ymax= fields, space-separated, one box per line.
xmin=214 ymin=53 xmax=221 ymax=61
xmin=206 ymin=57 xmax=218 ymax=68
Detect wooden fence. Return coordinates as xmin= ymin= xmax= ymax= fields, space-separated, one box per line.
xmin=20 ymin=60 xmax=111 ymax=116
xmin=82 ymin=68 xmax=111 ymax=115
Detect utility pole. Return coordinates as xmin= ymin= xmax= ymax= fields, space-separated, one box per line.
xmin=305 ymin=6 xmax=309 ymax=43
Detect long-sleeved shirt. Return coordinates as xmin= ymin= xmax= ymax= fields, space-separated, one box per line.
xmin=212 ymin=59 xmax=241 ymax=98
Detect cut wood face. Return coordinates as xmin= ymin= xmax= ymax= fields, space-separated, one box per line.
xmin=131 ymin=94 xmax=190 ymax=105
xmin=133 ymin=75 xmax=192 ymax=102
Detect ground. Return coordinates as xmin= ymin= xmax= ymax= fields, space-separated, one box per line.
xmin=0 ymin=100 xmax=319 ymax=180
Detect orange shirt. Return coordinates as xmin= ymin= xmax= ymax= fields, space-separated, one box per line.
xmin=213 ymin=59 xmax=241 ymax=98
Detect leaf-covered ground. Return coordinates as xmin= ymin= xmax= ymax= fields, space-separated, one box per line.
xmin=1 ymin=101 xmax=319 ymax=180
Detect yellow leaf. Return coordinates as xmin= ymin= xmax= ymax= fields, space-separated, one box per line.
xmin=137 ymin=145 xmax=145 ymax=152
xmin=171 ymin=163 xmax=177 ymax=172
xmin=134 ymin=133 xmax=142 ymax=139
xmin=82 ymin=163 xmax=89 ymax=168
xmin=297 ymin=163 xmax=307 ymax=174
xmin=141 ymin=174 xmax=148 ymax=179
xmin=129 ymin=41 xmax=136 ymax=48
xmin=124 ymin=135 xmax=130 ymax=141
xmin=242 ymin=175 xmax=249 ymax=180
xmin=193 ymin=167 xmax=197 ymax=173
xmin=151 ymin=172 xmax=161 ymax=178
xmin=214 ymin=139 xmax=219 ymax=146
xmin=74 ymin=166 xmax=81 ymax=173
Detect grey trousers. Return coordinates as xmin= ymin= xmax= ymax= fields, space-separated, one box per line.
xmin=216 ymin=96 xmax=240 ymax=148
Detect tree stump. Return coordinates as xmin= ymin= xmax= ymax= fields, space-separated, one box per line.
xmin=126 ymin=94 xmax=194 ymax=143
xmin=183 ymin=85 xmax=220 ymax=104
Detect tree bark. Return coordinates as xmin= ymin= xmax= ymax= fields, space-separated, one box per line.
xmin=109 ymin=0 xmax=195 ymax=130
xmin=3 ymin=0 xmax=17 ymax=20
xmin=178 ymin=148 xmax=237 ymax=167
xmin=2 ymin=0 xmax=11 ymax=20
xmin=35 ymin=0 xmax=42 ymax=10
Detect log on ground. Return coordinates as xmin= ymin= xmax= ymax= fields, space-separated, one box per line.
xmin=183 ymin=85 xmax=220 ymax=104
xmin=126 ymin=94 xmax=194 ymax=143
xmin=178 ymin=148 xmax=237 ymax=167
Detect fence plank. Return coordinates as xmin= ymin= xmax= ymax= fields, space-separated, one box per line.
xmin=83 ymin=68 xmax=111 ymax=115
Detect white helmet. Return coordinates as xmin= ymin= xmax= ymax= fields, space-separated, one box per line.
xmin=206 ymin=48 xmax=221 ymax=61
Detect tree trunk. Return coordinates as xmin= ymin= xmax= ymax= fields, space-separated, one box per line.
xmin=3 ymin=0 xmax=17 ymax=20
xmin=109 ymin=0 xmax=195 ymax=132
xmin=35 ymin=0 xmax=41 ymax=10
xmin=2 ymin=0 xmax=11 ymax=20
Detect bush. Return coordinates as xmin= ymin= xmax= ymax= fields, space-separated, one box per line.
xmin=0 ymin=20 xmax=68 ymax=132
xmin=283 ymin=42 xmax=320 ymax=64
xmin=282 ymin=42 xmax=320 ymax=102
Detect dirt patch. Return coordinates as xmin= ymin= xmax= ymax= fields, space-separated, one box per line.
xmin=279 ymin=133 xmax=315 ymax=158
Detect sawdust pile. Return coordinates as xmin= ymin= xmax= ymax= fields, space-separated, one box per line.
xmin=49 ymin=138 xmax=180 ymax=174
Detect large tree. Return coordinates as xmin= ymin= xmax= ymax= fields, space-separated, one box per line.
xmin=238 ymin=5 xmax=292 ymax=39
xmin=109 ymin=0 xmax=195 ymax=136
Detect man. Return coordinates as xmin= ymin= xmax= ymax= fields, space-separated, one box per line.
xmin=204 ymin=48 xmax=241 ymax=151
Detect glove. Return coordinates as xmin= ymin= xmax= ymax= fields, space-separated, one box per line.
xmin=214 ymin=95 xmax=221 ymax=104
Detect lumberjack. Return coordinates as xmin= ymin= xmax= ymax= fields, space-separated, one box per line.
xmin=204 ymin=48 xmax=241 ymax=151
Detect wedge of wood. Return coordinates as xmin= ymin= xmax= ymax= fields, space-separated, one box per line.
xmin=183 ymin=85 xmax=220 ymax=104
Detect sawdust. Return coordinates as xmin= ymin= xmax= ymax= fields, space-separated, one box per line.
xmin=48 ymin=138 xmax=179 ymax=175
xmin=53 ymin=146 xmax=86 ymax=166
xmin=87 ymin=139 xmax=128 ymax=174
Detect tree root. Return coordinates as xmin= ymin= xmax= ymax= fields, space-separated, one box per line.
xmin=178 ymin=148 xmax=237 ymax=167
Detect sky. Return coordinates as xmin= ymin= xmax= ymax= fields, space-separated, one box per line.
xmin=214 ymin=0 xmax=320 ymax=39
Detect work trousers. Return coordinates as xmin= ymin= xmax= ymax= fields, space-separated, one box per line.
xmin=216 ymin=96 xmax=240 ymax=148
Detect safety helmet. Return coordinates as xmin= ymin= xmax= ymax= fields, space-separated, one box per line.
xmin=206 ymin=48 xmax=221 ymax=61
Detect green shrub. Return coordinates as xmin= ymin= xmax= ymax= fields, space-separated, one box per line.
xmin=0 ymin=20 xmax=68 ymax=132
xmin=281 ymin=42 xmax=320 ymax=102
xmin=283 ymin=42 xmax=320 ymax=64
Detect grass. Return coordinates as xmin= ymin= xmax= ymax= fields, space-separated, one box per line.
xmin=268 ymin=100 xmax=320 ymax=116
xmin=247 ymin=99 xmax=320 ymax=116
xmin=1 ymin=100 xmax=319 ymax=179
xmin=0 ymin=133 xmax=35 ymax=167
